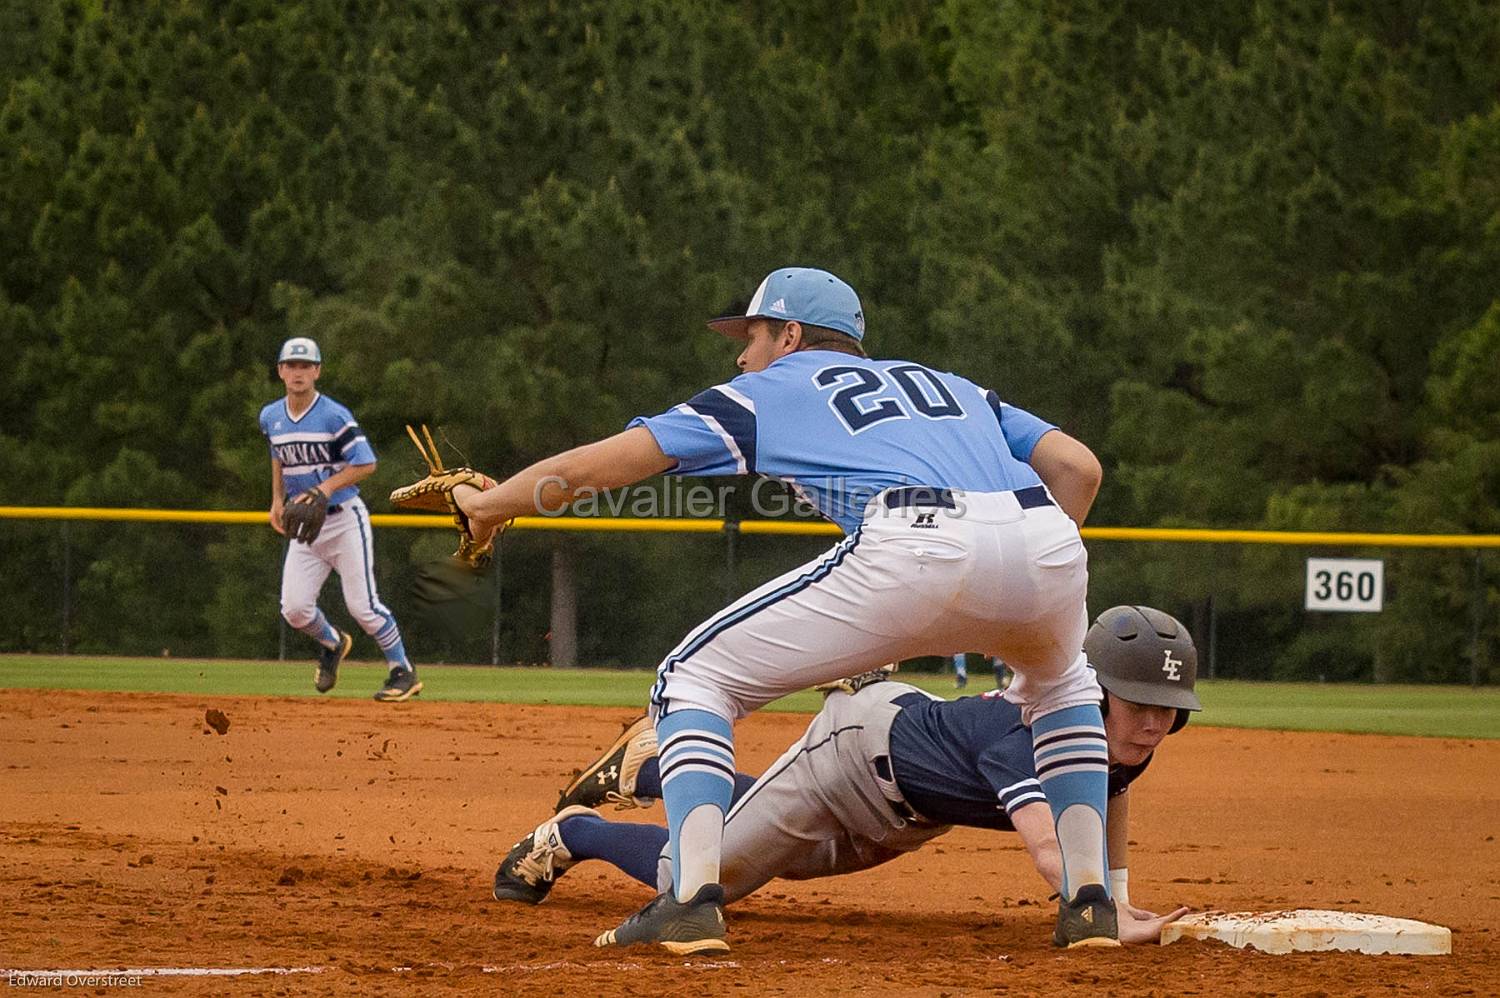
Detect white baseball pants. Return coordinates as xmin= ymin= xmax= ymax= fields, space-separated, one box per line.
xmin=649 ymin=488 xmax=1101 ymax=725
xmin=279 ymin=496 xmax=400 ymax=641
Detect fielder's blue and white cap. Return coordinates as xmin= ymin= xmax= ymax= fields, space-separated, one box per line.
xmin=707 ymin=267 xmax=866 ymax=342
xmin=277 ymin=336 xmax=322 ymax=364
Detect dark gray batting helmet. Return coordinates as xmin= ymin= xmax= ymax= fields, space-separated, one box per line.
xmin=1085 ymin=605 xmax=1202 ymax=733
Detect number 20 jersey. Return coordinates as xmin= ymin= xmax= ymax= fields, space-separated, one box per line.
xmin=628 ymin=351 xmax=1058 ymax=534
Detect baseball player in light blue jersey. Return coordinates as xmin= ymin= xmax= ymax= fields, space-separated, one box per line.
xmin=456 ymin=267 xmax=1113 ymax=952
xmin=260 ymin=337 xmax=420 ymax=703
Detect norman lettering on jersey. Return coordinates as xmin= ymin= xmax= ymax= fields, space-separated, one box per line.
xmin=258 ymin=393 xmax=376 ymax=505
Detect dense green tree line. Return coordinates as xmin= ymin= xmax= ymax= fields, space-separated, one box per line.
xmin=2 ymin=0 xmax=1495 ymax=681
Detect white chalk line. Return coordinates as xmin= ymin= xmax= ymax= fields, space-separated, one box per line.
xmin=476 ymin=957 xmax=847 ymax=972
xmin=4 ymin=966 xmax=326 ymax=978
xmin=2 ymin=954 xmax=846 ymax=978
xmin=478 ymin=960 xmax=743 ymax=972
xmin=5 ymin=956 xmax=838 ymax=979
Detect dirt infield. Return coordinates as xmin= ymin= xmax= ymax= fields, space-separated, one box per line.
xmin=2 ymin=688 xmax=1497 ymax=996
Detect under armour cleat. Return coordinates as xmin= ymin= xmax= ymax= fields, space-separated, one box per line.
xmin=555 ymin=715 xmax=658 ymax=812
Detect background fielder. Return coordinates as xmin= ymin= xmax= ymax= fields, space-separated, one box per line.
xmin=259 ymin=336 xmax=421 ymax=703
xmin=494 ymin=606 xmax=1201 ymax=946
xmin=457 ymin=266 xmax=1113 ymax=952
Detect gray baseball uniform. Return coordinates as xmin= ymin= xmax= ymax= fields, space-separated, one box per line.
xmin=653 ymin=681 xmax=1150 ymax=901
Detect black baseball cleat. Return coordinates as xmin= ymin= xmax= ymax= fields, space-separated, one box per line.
xmin=492 ymin=805 xmax=598 ymax=904
xmin=812 ymin=663 xmax=900 ymax=698
xmin=593 ymin=884 xmax=730 ymax=955
xmin=373 ymin=667 xmax=423 ymax=702
xmin=554 ymin=715 xmax=658 ymax=812
xmin=315 ymin=630 xmax=353 ymax=693
xmin=1053 ymin=883 xmax=1122 ymax=948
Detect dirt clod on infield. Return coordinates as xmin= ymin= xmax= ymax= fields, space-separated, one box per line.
xmin=203 ymin=707 xmax=230 ymax=735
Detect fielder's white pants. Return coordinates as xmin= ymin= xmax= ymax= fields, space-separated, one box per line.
xmin=279 ymin=496 xmax=399 ymax=640
xmin=649 ymin=488 xmax=1100 ymax=725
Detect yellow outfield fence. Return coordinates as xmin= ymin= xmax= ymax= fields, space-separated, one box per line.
xmin=1 ymin=504 xmax=1493 ymax=684
xmin=2 ymin=505 xmax=1499 ymax=547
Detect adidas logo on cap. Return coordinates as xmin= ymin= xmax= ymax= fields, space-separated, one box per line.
xmin=769 ymin=297 xmax=787 ymax=314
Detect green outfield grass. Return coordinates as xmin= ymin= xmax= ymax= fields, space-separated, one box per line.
xmin=0 ymin=655 xmax=1496 ymax=738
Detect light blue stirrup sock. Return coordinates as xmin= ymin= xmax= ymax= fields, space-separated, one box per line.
xmin=656 ymin=708 xmax=735 ymax=900
xmin=1030 ymin=703 xmax=1111 ymax=900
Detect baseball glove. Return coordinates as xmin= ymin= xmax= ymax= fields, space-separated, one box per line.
xmin=282 ymin=488 xmax=329 ymax=544
xmin=389 ymin=424 xmax=502 ymax=568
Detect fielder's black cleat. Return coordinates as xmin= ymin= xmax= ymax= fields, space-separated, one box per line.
xmin=813 ymin=663 xmax=900 ymax=698
xmin=594 ymin=884 xmax=730 ymax=955
xmin=373 ymin=667 xmax=423 ymax=702
xmin=1053 ymin=883 xmax=1121 ymax=948
xmin=315 ymin=630 xmax=352 ymax=693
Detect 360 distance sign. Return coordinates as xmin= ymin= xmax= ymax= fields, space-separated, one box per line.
xmin=1305 ymin=558 xmax=1384 ymax=613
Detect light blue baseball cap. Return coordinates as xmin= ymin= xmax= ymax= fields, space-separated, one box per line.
xmin=277 ymin=337 xmax=322 ymax=364
xmin=707 ymin=267 xmax=866 ymax=342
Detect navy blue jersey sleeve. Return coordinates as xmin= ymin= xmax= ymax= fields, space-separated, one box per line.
xmin=627 ymin=383 xmax=758 ymax=475
xmin=985 ymin=391 xmax=1057 ymax=463
xmin=975 ymin=723 xmax=1048 ymax=817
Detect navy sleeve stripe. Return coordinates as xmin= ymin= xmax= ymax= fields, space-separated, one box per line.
xmin=998 ymin=777 xmax=1045 ymax=814
xmin=985 ymin=389 xmax=1004 ymax=426
xmin=685 ymin=387 xmax=757 ymax=473
xmin=1001 ymin=789 xmax=1048 ymax=814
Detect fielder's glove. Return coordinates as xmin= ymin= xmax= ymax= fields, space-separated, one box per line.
xmin=282 ymin=488 xmax=329 ymax=544
xmin=814 ymin=662 xmax=900 ymax=698
xmin=389 ymin=424 xmax=502 ymax=569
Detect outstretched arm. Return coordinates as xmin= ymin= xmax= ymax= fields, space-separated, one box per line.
xmin=1028 ymin=430 xmax=1102 ymax=524
xmin=458 ymin=427 xmax=675 ymax=531
xmin=1011 ymin=802 xmax=1063 ymax=894
xmin=1105 ymin=791 xmax=1191 ymax=942
xmin=1107 ymin=789 xmax=1131 ymax=873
